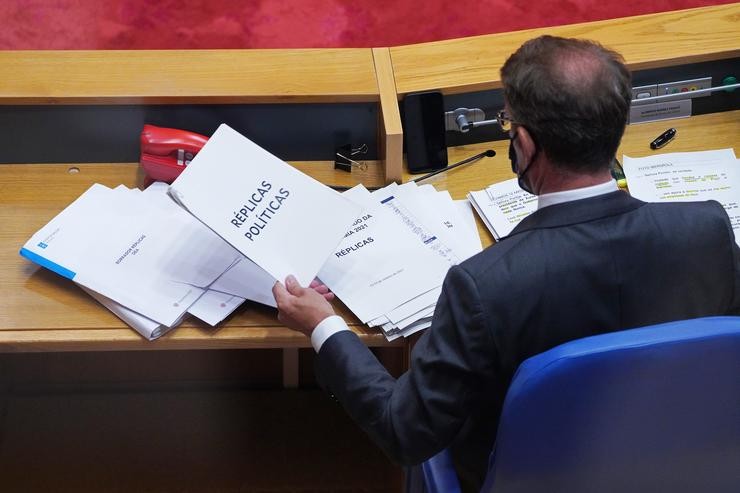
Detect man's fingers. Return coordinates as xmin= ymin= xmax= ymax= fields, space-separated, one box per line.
xmin=313 ymin=284 xmax=330 ymax=295
xmin=322 ymin=292 xmax=335 ymax=301
xmin=272 ymin=281 xmax=289 ymax=305
xmin=285 ymin=275 xmax=305 ymax=296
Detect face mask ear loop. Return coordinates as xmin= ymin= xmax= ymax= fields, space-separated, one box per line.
xmin=510 ymin=129 xmax=538 ymax=194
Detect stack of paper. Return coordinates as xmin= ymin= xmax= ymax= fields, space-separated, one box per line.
xmin=20 ymin=182 xmax=249 ymax=339
xmin=20 ymin=124 xmax=362 ymax=340
xmin=21 ymin=124 xmax=490 ymax=342
xmin=623 ymin=148 xmax=740 ymax=246
xmin=318 ymin=181 xmax=482 ymax=340
xmin=467 ymin=178 xmax=537 ymax=240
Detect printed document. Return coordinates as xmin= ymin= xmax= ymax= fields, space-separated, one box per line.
xmin=20 ymin=183 xmax=240 ymax=327
xmin=169 ymin=124 xmax=361 ymax=286
xmin=468 ymin=179 xmax=537 ymax=240
xmin=379 ymin=182 xmax=481 ymax=261
xmin=81 ymin=286 xmax=170 ymax=341
xmin=317 ymin=185 xmax=448 ymax=323
xmin=623 ymin=149 xmax=739 ymax=245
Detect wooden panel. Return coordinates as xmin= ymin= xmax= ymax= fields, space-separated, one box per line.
xmin=391 ymin=4 xmax=740 ymax=95
xmin=282 ymin=348 xmax=300 ymax=388
xmin=618 ymin=110 xmax=740 ymax=159
xmin=0 ymin=388 xmax=403 ymax=491
xmin=0 ymin=49 xmax=379 ymax=104
xmin=0 ymin=349 xmax=285 ymax=388
xmin=372 ymin=48 xmax=404 ymax=183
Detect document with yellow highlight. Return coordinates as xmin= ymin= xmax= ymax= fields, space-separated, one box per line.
xmin=623 ymin=148 xmax=739 ymax=246
xmin=468 ymin=178 xmax=538 ymax=241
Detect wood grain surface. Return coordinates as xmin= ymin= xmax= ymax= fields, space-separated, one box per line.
xmin=391 ymin=4 xmax=740 ymax=95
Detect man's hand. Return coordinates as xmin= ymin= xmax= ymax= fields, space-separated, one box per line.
xmin=272 ymin=275 xmax=336 ymax=337
xmin=309 ymin=278 xmax=335 ymax=301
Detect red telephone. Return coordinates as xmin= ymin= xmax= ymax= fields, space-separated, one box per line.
xmin=140 ymin=124 xmax=209 ymax=183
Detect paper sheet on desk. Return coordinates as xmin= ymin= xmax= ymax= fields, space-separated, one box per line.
xmin=454 ymin=200 xmax=482 ymax=253
xmin=373 ymin=188 xmax=461 ymax=267
xmin=95 ymin=184 xmax=249 ymax=330
xmin=208 ymin=257 xmax=277 ymax=308
xmin=623 ymin=149 xmax=740 ymax=245
xmin=169 ymin=124 xmax=361 ymax=287
xmin=128 ymin=183 xmax=250 ymax=325
xmin=317 ymin=185 xmax=448 ymax=323
xmin=143 ymin=182 xmax=276 ymax=309
xmin=187 ymin=289 xmax=245 ymax=326
xmin=468 ymin=179 xmax=537 ymax=240
xmin=85 ymin=281 xmax=240 ymax=337
xmin=380 ymin=182 xmax=482 ymax=261
xmin=81 ymin=286 xmax=171 ymax=341
xmin=137 ymin=183 xmax=244 ymax=289
xmin=359 ymin=182 xmax=480 ymax=337
xmin=20 ymin=183 xmax=241 ymax=327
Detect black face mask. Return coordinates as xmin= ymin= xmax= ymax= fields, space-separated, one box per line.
xmin=509 ymin=133 xmax=536 ymax=194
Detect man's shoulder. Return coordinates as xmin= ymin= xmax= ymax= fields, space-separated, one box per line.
xmin=457 ymin=197 xmax=732 ymax=281
xmin=456 ymin=232 xmax=533 ymax=288
xmin=641 ymin=199 xmax=731 ymax=231
xmin=643 ymin=198 xmax=725 ymax=214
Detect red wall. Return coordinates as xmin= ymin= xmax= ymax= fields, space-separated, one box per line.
xmin=1 ymin=0 xmax=735 ymax=49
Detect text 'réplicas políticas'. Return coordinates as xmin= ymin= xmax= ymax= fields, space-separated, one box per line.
xmin=230 ymin=180 xmax=291 ymax=241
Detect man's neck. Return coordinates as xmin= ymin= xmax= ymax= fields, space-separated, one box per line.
xmin=537 ymin=179 xmax=618 ymax=210
xmin=536 ymin=166 xmax=613 ymax=195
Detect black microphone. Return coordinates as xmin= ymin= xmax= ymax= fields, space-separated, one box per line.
xmin=412 ymin=149 xmax=496 ymax=183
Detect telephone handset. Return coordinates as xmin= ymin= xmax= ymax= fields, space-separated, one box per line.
xmin=140 ymin=124 xmax=209 ymax=182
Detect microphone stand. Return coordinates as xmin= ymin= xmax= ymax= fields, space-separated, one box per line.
xmin=412 ymin=149 xmax=496 ymax=183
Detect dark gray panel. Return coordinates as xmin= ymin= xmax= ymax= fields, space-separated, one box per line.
xmin=0 ymin=103 xmax=378 ymax=164
xmin=408 ymin=57 xmax=740 ymax=149
xmin=442 ymin=89 xmax=508 ymax=147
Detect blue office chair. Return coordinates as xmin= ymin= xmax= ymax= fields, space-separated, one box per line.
xmin=422 ymin=316 xmax=740 ymax=493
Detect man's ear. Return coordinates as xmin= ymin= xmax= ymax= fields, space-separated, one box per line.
xmin=514 ymin=126 xmax=537 ymax=164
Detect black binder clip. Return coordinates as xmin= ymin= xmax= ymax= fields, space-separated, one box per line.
xmin=334 ymin=143 xmax=368 ymax=172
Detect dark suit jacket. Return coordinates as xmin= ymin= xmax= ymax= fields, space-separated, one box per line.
xmin=315 ymin=191 xmax=740 ymax=486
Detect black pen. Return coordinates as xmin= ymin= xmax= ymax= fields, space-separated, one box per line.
xmin=650 ymin=128 xmax=677 ymax=150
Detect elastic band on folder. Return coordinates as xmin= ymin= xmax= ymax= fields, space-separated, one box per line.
xmin=19 ymin=248 xmax=76 ymax=280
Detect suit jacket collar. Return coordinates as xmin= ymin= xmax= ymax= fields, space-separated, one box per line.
xmin=507 ymin=191 xmax=645 ymax=238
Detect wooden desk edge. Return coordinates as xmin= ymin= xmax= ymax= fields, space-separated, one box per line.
xmin=1 ymin=48 xmax=380 ymax=104
xmin=0 ymin=94 xmax=383 ymax=105
xmin=0 ymin=328 xmax=402 ymax=353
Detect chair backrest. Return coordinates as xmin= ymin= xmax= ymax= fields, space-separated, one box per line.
xmin=483 ymin=316 xmax=740 ymax=493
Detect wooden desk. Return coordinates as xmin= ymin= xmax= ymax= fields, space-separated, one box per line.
xmin=390 ymin=3 xmax=740 ymax=95
xmin=1 ymin=111 xmax=737 ymax=354
xmin=0 ymin=4 xmax=737 ymax=355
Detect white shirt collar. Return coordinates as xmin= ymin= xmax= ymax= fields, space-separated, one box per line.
xmin=537 ymin=180 xmax=618 ymax=210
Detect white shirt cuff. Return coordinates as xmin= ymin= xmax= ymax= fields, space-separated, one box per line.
xmin=311 ymin=315 xmax=350 ymax=353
